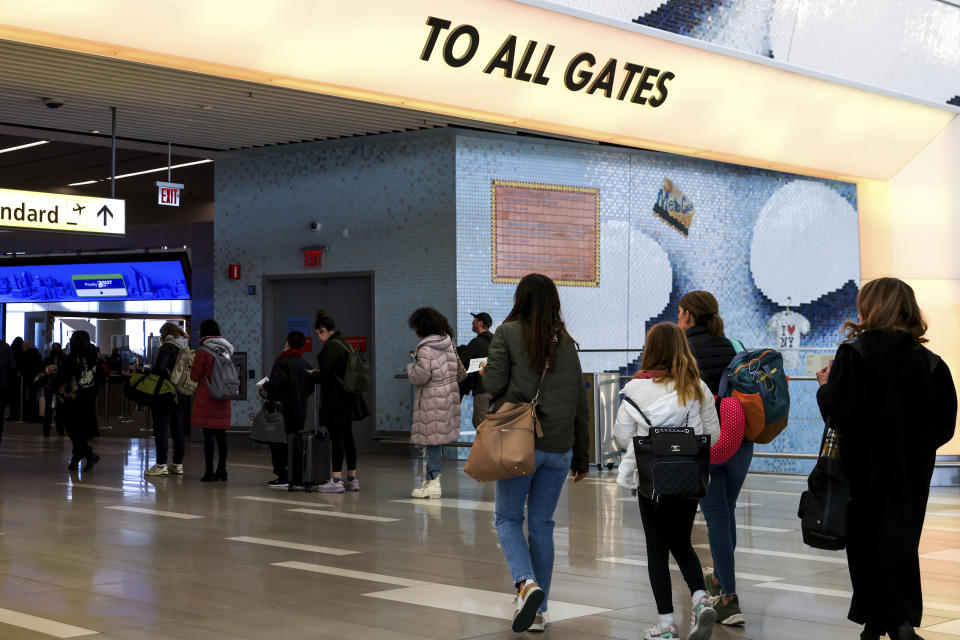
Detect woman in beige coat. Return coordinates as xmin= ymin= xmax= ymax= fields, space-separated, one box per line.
xmin=407 ymin=307 xmax=461 ymax=498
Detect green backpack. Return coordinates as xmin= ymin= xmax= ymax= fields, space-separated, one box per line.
xmin=333 ymin=339 xmax=371 ymax=394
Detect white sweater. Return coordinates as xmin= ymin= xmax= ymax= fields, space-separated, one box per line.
xmin=614 ymin=377 xmax=720 ymax=491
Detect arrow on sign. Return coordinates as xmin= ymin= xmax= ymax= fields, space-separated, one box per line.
xmin=96 ymin=205 xmax=113 ymax=226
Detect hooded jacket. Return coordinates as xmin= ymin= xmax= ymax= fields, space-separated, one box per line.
xmin=614 ymin=375 xmax=720 ymax=491
xmin=190 ymin=336 xmax=233 ymax=430
xmin=407 ymin=334 xmax=461 ymax=446
xmin=154 ymin=335 xmax=189 ymax=379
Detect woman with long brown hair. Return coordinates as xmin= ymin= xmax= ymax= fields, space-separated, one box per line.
xmin=615 ymin=322 xmax=720 ymax=640
xmin=678 ymin=290 xmax=749 ymax=626
xmin=482 ymin=273 xmax=589 ymax=633
xmin=817 ymin=278 xmax=956 ymax=640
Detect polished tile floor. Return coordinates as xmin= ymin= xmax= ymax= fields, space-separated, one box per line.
xmin=0 ymin=430 xmax=958 ymax=639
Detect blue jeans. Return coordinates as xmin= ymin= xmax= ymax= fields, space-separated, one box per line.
xmin=495 ymin=449 xmax=572 ymax=614
xmin=426 ymin=445 xmax=442 ymax=480
xmin=699 ymin=441 xmax=754 ymax=595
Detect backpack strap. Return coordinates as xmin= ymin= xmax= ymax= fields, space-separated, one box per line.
xmin=622 ymin=395 xmax=653 ymax=428
xmin=728 ymin=337 xmax=745 ymax=353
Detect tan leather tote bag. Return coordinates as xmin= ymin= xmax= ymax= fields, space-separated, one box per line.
xmin=464 ymin=371 xmax=545 ymax=483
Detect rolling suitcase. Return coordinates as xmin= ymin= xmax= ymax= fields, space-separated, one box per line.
xmin=288 ymin=392 xmax=331 ymax=491
xmin=288 ymin=428 xmax=331 ymax=491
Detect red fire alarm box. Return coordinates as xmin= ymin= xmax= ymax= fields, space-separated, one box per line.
xmin=228 ymin=264 xmax=241 ymax=280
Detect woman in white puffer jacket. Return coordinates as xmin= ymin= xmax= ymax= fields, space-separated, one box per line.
xmin=614 ymin=322 xmax=720 ymax=640
xmin=407 ymin=307 xmax=461 ymax=499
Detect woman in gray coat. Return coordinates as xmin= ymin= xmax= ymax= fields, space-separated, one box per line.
xmin=407 ymin=307 xmax=461 ymax=498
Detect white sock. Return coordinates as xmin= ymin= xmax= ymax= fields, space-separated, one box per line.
xmin=522 ymin=579 xmax=536 ymax=590
xmin=692 ymin=589 xmax=707 ymax=605
xmin=658 ymin=613 xmax=675 ymax=628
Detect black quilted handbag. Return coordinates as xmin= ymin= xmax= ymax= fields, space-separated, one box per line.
xmin=625 ymin=397 xmax=710 ymax=501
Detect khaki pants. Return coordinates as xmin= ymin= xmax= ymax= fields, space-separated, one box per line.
xmin=472 ymin=393 xmax=492 ymax=428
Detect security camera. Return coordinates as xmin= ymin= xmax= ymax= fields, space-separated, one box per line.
xmin=310 ymin=221 xmax=322 ymax=232
xmin=42 ymin=97 xmax=65 ymax=109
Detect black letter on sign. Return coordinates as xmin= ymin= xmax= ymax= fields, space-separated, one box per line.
xmin=648 ymin=71 xmax=675 ymax=107
xmin=443 ymin=24 xmax=480 ymax=68
xmin=617 ymin=62 xmax=644 ymax=101
xmin=484 ymin=35 xmax=517 ymax=77
xmin=587 ymin=57 xmax=617 ymax=97
xmin=514 ymin=40 xmax=540 ymax=82
xmin=631 ymin=66 xmax=660 ymax=105
xmin=532 ymin=44 xmax=554 ymax=85
xmin=564 ymin=52 xmax=596 ymax=91
xmin=421 ymin=17 xmax=452 ymax=61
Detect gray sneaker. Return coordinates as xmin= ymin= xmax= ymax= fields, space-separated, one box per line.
xmin=342 ymin=477 xmax=360 ymax=491
xmin=316 ymin=479 xmax=345 ymax=494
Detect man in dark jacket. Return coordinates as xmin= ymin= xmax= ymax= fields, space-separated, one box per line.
xmin=261 ymin=331 xmax=314 ymax=487
xmin=0 ymin=340 xmax=17 ymax=446
xmin=457 ymin=312 xmax=494 ymax=426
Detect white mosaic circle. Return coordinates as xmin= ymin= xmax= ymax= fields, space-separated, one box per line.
xmin=750 ymin=181 xmax=858 ymax=306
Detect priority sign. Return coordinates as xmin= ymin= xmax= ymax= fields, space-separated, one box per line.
xmin=0 ymin=187 xmax=125 ymax=235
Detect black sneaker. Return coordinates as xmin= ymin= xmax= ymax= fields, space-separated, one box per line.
xmin=267 ymin=478 xmax=288 ymax=489
xmin=83 ymin=453 xmax=100 ymax=472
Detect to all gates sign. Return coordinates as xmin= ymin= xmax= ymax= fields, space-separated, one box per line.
xmin=0 ymin=187 xmax=125 ymax=235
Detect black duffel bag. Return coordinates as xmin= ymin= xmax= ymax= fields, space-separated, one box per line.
xmin=798 ymin=424 xmax=849 ymax=550
xmin=626 ymin=397 xmax=710 ymax=501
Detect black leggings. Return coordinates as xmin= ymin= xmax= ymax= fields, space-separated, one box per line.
xmin=328 ymin=414 xmax=356 ymax=472
xmin=202 ymin=428 xmax=228 ymax=472
xmin=638 ymin=495 xmax=706 ymax=614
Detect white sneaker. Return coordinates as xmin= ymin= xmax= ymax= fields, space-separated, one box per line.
xmin=168 ymin=464 xmax=183 ymax=475
xmin=689 ymin=596 xmax=717 ymax=640
xmin=144 ymin=464 xmax=168 ymax=477
xmin=411 ymin=475 xmax=441 ymax=499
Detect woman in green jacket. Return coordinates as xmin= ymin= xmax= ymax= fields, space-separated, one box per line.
xmin=482 ymin=273 xmax=589 ymax=634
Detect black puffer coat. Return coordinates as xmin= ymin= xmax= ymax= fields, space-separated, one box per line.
xmin=685 ymin=325 xmax=738 ymax=395
xmin=264 ymin=349 xmax=314 ymax=434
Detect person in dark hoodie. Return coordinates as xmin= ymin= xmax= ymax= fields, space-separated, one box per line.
xmin=818 ymin=278 xmax=956 ymax=640
xmin=56 ymin=330 xmax=105 ymax=471
xmin=40 ymin=343 xmax=65 ymax=437
xmin=0 ymin=339 xmax=16 ymax=447
xmin=20 ymin=341 xmax=44 ymax=422
xmin=260 ymin=331 xmax=314 ymax=488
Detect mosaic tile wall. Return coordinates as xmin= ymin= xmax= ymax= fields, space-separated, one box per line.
xmin=455 ymin=131 xmax=859 ymax=473
xmin=546 ymin=0 xmax=960 ymax=109
xmin=214 ymin=132 xmax=457 ymax=431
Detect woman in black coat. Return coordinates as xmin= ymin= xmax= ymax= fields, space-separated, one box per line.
xmin=817 ymin=278 xmax=957 ymax=640
xmin=311 ymin=311 xmax=367 ymax=493
xmin=261 ymin=331 xmax=313 ymax=487
xmin=56 ymin=331 xmax=106 ymax=472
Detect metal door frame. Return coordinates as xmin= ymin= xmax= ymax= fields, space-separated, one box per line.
xmin=261 ymin=271 xmax=377 ymax=441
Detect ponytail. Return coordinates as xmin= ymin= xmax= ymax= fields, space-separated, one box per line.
xmin=679 ymin=291 xmax=725 ymax=339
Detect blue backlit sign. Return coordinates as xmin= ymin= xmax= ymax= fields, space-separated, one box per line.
xmin=0 ymin=260 xmax=189 ymax=302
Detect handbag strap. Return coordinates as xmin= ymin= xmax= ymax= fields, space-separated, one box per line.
xmin=530 ymin=366 xmax=549 ymax=405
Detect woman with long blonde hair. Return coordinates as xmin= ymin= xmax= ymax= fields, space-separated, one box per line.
xmin=818 ymin=278 xmax=956 ymax=640
xmin=615 ymin=322 xmax=720 ymax=640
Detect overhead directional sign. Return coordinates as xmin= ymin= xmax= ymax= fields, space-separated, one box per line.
xmin=0 ymin=187 xmax=125 ymax=235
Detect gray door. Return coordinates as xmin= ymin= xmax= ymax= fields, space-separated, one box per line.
xmin=264 ymin=275 xmax=374 ymax=451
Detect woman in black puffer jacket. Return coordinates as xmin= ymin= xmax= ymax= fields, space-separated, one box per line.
xmin=678 ymin=290 xmax=749 ymax=627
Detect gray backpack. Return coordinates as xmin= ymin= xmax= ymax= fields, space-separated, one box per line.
xmin=200 ymin=343 xmax=240 ymax=400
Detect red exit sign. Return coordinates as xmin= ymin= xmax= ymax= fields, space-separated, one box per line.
xmin=303 ymin=248 xmax=324 ymax=268
xmin=156 ymin=181 xmax=183 ymax=207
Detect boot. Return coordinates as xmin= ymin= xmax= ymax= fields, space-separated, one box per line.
xmin=214 ymin=468 xmax=228 ymax=482
xmin=411 ymin=475 xmax=441 ymax=499
xmin=889 ymin=623 xmax=923 ymax=640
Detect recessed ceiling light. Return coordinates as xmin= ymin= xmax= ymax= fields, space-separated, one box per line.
xmin=201 ymin=105 xmax=213 ymax=111
xmin=90 ymin=130 xmax=100 ymax=134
